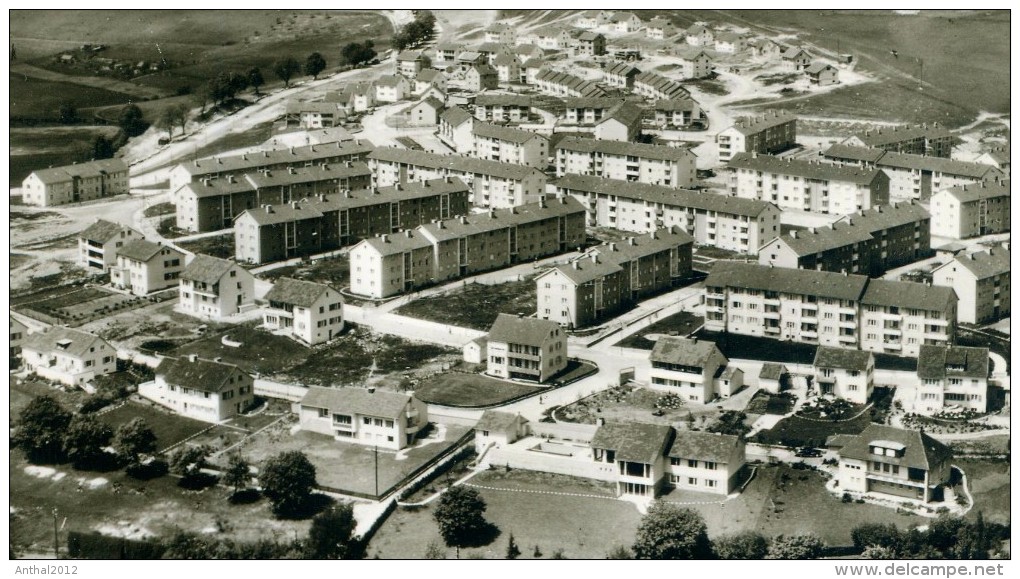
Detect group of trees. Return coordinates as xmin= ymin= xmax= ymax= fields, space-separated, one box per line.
xmin=851 ymin=516 xmax=1009 ymax=560
xmin=392 ymin=10 xmax=435 ymax=50
xmin=340 ymin=40 xmax=377 ymax=66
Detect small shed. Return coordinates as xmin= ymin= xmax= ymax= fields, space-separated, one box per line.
xmin=463 ymin=336 xmax=488 ymax=364
xmin=758 ymin=363 xmax=787 ymax=394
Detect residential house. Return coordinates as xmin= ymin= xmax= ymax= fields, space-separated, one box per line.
xmin=653 ymin=99 xmax=706 ymax=129
xmin=109 ymin=240 xmax=185 ymax=296
xmin=842 ymin=124 xmax=954 ymax=158
xmin=532 ymin=27 xmax=573 ymax=50
xmin=263 ymin=278 xmax=344 ymax=345
xmin=178 ymin=254 xmax=255 ymax=319
xmin=975 ymin=143 xmax=1009 ymax=172
xmin=645 ymin=17 xmax=674 ymax=40
xmin=523 ymin=58 xmax=545 ymax=84
xmin=486 ymin=313 xmax=567 ymax=383
xmin=591 ymin=422 xmax=673 ymax=497
xmin=455 ymin=51 xmax=488 ymax=69
xmin=929 ymin=180 xmax=1010 ymax=239
xmin=574 ymin=31 xmax=606 ymax=57
xmin=534 ymin=69 xmax=608 ymax=98
xmin=781 ymin=47 xmax=813 ymax=71
xmin=401 ymin=96 xmax=444 ymax=126
xmin=325 ymin=81 xmax=375 ymax=113
xmin=575 ymin=10 xmax=609 ymax=29
xmin=561 ymin=97 xmax=627 ymax=125
xmin=602 ymin=62 xmax=641 ymax=89
xmin=931 ymin=247 xmax=1010 ymax=324
xmin=536 ymin=227 xmax=694 ymax=328
xmin=727 ymin=152 xmax=889 ymax=214
xmin=22 ymin=159 xmax=129 ymax=207
xmin=484 ymin=23 xmax=517 ymax=46
xmin=20 ymin=327 xmax=116 ymax=387
xmin=813 ymin=346 xmax=875 ymax=404
xmin=374 ymin=74 xmax=410 ymax=103
xmin=395 ymin=50 xmax=429 ymax=78
xmin=747 ymin=38 xmax=784 ymax=58
xmin=915 ymin=345 xmax=989 ymax=414
xmin=463 ymin=64 xmax=499 ymax=91
xmin=434 ymin=42 xmax=463 ymax=64
xmin=139 ymin=355 xmax=255 ymax=423
xmin=555 ymin=174 xmax=781 ymax=254
xmin=472 ymin=122 xmax=549 ymax=168
xmin=555 ymin=136 xmax=697 ymax=188
xmin=491 ymin=53 xmax=522 ymax=84
xmin=474 ymin=93 xmax=532 ymax=123
xmin=805 ymin=61 xmax=839 ymax=86
xmin=685 ymin=24 xmax=714 ymax=47
xmin=10 ymin=317 xmax=28 ymax=361
xmin=714 ymin=31 xmax=746 ymax=54
xmin=674 ymin=48 xmax=713 ymax=79
xmin=649 ymin=337 xmax=741 ymax=403
xmin=667 ymin=430 xmax=746 ymax=495
xmin=607 ymin=12 xmax=643 ymax=34
xmin=349 ymin=229 xmax=434 ymax=299
xmin=77 ymin=219 xmax=142 ymax=272
xmin=413 ymin=69 xmax=448 ymax=95
xmin=758 ymin=363 xmax=787 ymax=394
xmin=836 ymin=424 xmax=952 ymax=503
xmin=283 ymin=101 xmax=345 ymax=129
xmin=475 ymin=42 xmax=515 ymax=62
xmin=463 ymin=336 xmax=487 ymax=365
xmin=594 ymin=101 xmax=644 ymax=142
xmin=474 ymin=410 xmax=527 ymax=454
xmin=858 ymin=278 xmax=957 ymax=357
xmin=515 ymin=44 xmax=544 ymax=62
xmin=438 ymin=106 xmax=475 ymax=153
xmin=633 ymin=70 xmax=690 ymax=101
xmin=298 ymin=386 xmax=428 ymax=451
xmin=716 ymin=110 xmax=798 ymax=162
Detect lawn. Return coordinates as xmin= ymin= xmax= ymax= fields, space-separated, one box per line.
xmin=743 ymin=390 xmax=796 ymax=415
xmin=97 ymin=401 xmax=211 ymax=453
xmin=176 ymin=233 xmax=235 ymax=260
xmin=614 ymin=311 xmax=705 ymax=349
xmin=10 ymin=72 xmax=135 ymax=122
xmin=752 ymin=411 xmax=875 ymax=448
xmin=955 ymin=459 xmax=1010 ymax=525
xmin=142 ymin=202 xmax=175 ymax=218
xmin=172 ymin=323 xmax=312 ymax=376
xmin=10 ymin=378 xmax=90 ymax=417
xmin=256 ymin=254 xmax=350 ymax=288
xmin=413 ymin=373 xmax=544 ymax=407
xmin=693 ymin=330 xmax=918 ymax=371
xmin=394 ymin=276 xmax=538 ymax=331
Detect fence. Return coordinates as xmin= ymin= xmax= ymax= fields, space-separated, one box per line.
xmin=254 ymin=378 xmax=309 ymax=403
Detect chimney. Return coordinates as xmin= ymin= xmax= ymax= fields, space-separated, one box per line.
xmin=382 ymin=234 xmax=389 ymax=243
xmin=596 ymin=417 xmax=605 ymax=426
xmin=290 ymin=147 xmax=295 ymax=154
xmin=445 ymin=175 xmax=452 ymax=183
xmin=188 ymin=354 xmax=197 ymax=362
xmin=590 ymin=253 xmax=599 ymax=264
xmin=322 ymin=163 xmax=330 ymax=171
xmin=460 ymin=216 xmax=468 ymax=224
xmin=489 ymin=209 xmax=496 ymax=219
xmin=263 ymin=151 xmax=269 ymax=158
xmin=790 ymin=230 xmax=797 ymax=238
xmin=265 ymin=205 xmax=273 ymax=213
xmin=242 ymin=154 xmax=248 ymax=161
xmin=572 ymin=260 xmax=579 ymax=270
xmin=405 ymin=229 xmax=413 ymax=238
xmin=609 ymin=242 xmax=617 ymax=251
xmin=214 ymin=356 xmax=223 ymax=363
xmin=539 ymin=196 xmax=546 ymax=208
xmin=216 ymin=158 xmax=222 ymax=164
xmin=227 ymin=175 xmax=235 ymax=184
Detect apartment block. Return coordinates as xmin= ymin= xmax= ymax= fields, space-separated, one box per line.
xmin=77 ymin=219 xmax=142 ymax=272
xmin=812 ymin=346 xmax=874 ymax=404
xmin=930 ymin=180 xmax=1010 ymax=239
xmin=554 ymin=174 xmax=781 ymax=254
xmin=555 ymin=137 xmax=696 ymax=188
xmin=915 ymin=345 xmax=989 ymax=415
xmin=716 ymin=111 xmax=797 ymax=163
xmin=473 ymin=93 xmax=533 ymax=123
xmin=486 ymin=314 xmax=567 ymax=383
xmin=472 ymin=122 xmax=549 ymax=168
xmin=842 ymin=124 xmax=954 ymax=158
xmin=110 ymin=240 xmax=185 ymax=296
xmin=858 ymin=279 xmax=957 ymax=358
xmin=533 ymin=68 xmax=608 ymax=98
xmin=673 ymin=48 xmax=713 ymax=79
xmin=179 ymin=255 xmax=255 ymax=320
xmin=932 ymin=247 xmax=1010 ymax=324
xmin=438 ymin=106 xmax=475 ymax=152
xmin=653 ymin=99 xmax=706 ymax=129
xmin=22 ymin=159 xmax=129 ymax=207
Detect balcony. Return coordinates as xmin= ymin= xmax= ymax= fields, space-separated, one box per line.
xmin=764 ymin=326 xmax=781 ymax=335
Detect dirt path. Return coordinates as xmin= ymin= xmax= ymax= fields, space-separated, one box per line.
xmin=10 ymin=62 xmax=171 ymax=99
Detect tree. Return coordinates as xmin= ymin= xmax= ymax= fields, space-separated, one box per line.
xmin=156 ymin=108 xmax=176 ymax=139
xmin=171 ymin=103 xmax=190 ymax=136
xmin=850 ymin=523 xmax=901 ymax=552
xmin=505 ymin=533 xmax=521 ymax=559
xmin=62 ymin=414 xmax=114 ymax=467
xmin=169 ymin=445 xmax=210 ymax=479
xmin=706 ymin=411 xmax=752 ymax=438
xmin=226 ymin=71 xmax=248 ymax=99
xmin=606 ymin=545 xmax=633 ymax=559
xmin=305 ymin=503 xmax=357 ymax=559
xmin=274 ymin=57 xmax=301 ymax=88
xmin=58 ymin=101 xmax=77 ymax=124
xmin=117 ymin=104 xmax=148 ymax=137
xmin=13 ymin=395 xmax=73 ymax=463
xmin=713 ymin=530 xmax=769 ymax=560
xmin=632 ymin=502 xmax=711 ymax=559
xmin=260 ymin=451 xmax=317 ymax=517
xmin=247 ymin=67 xmax=264 ymax=96
xmin=90 ymin=135 xmax=115 ymax=160
xmin=423 ymin=540 xmax=446 ymax=560
xmin=341 ymin=41 xmax=376 ymax=66
xmin=113 ymin=417 xmax=158 ymax=466
xmin=304 ymin=52 xmax=326 ymax=80
xmin=861 ymin=545 xmax=898 ymax=559
xmin=222 ymin=453 xmax=252 ymax=496
xmin=766 ymin=534 xmax=824 ymax=560
xmin=433 ymin=486 xmax=490 ymax=558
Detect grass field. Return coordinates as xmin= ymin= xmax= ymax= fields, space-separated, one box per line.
xmin=256 ymin=254 xmax=350 ymax=288
xmin=10 ymin=72 xmax=136 ymax=122
xmin=614 ymin=311 xmax=705 ymax=350
xmin=9 ymin=125 xmax=124 ymax=186
xmin=172 ymin=324 xmax=312 ymax=376
xmin=394 ymin=276 xmax=538 ymax=331
xmin=97 ymin=401 xmax=210 ymax=453
xmin=177 ymin=233 xmax=235 ymax=260
xmin=955 ymin=459 xmax=1010 ymax=525
xmin=413 ymin=373 xmax=544 ymax=407
xmin=752 ymin=411 xmax=875 ymax=448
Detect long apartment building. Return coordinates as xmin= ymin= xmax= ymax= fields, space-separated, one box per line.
xmin=716 ymin=111 xmax=797 ymax=163
xmin=554 ymin=137 xmax=697 ymax=189
xmin=932 ymin=246 xmax=1010 ymax=324
xmin=930 ymin=180 xmax=1010 ymax=240
xmin=633 ymin=70 xmax=690 ymax=101
xmin=349 ymin=196 xmax=586 ymax=298
xmin=533 ymin=69 xmax=608 ymax=98
xmin=842 ymin=124 xmax=954 ymax=158
xmin=536 ymin=227 xmax=694 ymax=328
xmin=22 ymin=159 xmax=129 ymax=207
xmin=727 ymin=152 xmax=890 ymax=214
xmin=175 ymin=162 xmax=372 ymax=232
xmin=168 ymin=139 xmax=375 ymax=191
xmin=234 ymin=178 xmax=471 ymax=264
xmin=554 ymin=174 xmax=780 ymax=254
xmin=758 ymin=201 xmax=931 ymax=276
xmin=367 ymin=148 xmax=547 ymax=209
xmin=471 ymin=122 xmax=549 ymax=168
xmin=704 ymin=261 xmax=956 ymax=358
xmin=474 ymin=93 xmax=533 ymax=122
xmin=822 ymin=145 xmax=1005 ymax=200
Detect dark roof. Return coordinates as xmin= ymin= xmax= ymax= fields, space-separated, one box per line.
xmin=650 ymin=336 xmax=724 ymax=367
xmin=726 ymin=110 xmax=797 ymax=135
xmin=397 ymin=50 xmax=424 ymax=61
xmin=853 ymin=124 xmax=952 ymax=147
xmin=705 ymin=261 xmax=869 ymax=301
xmin=917 ymin=345 xmax=989 ymax=380
xmin=654 ymin=99 xmax=700 ymax=112
xmin=487 ymin=314 xmax=561 ymax=348
xmin=541 ymin=257 xmax=623 ymax=286
xmin=767 ymin=202 xmax=929 ymax=257
xmin=237 ymin=201 xmax=324 ymax=226
xmin=555 ymin=174 xmax=775 ymax=218
xmin=860 ymin=279 xmax=956 ymax=311
xmin=555 ymin=136 xmax=694 ymax=163
xmin=838 ymin=424 xmax=952 ymax=472
xmin=264 ymin=277 xmax=336 ymax=307
xmin=586 ymin=226 xmax=694 ymax=262
xmin=117 ymin=239 xmax=179 ymax=263
xmin=813 ymin=346 xmax=873 ymax=371
xmin=473 ymin=122 xmax=545 ymax=144
xmin=591 ymin=422 xmax=673 ymax=464
xmin=824 ymin=144 xmax=887 ymax=164
xmin=80 ymin=219 xmax=136 ymax=244
xmin=805 ymin=61 xmax=836 ymax=75
xmin=178 ymin=140 xmax=375 ymax=177
xmin=949 ymin=246 xmax=1010 ymax=279
xmin=300 ymin=386 xmax=413 ymax=419
xmin=877 ymin=151 xmax=1002 ymax=178
xmin=475 ymin=410 xmax=524 ymax=433
xmin=562 ymin=97 xmax=626 ymax=110
xmin=475 ymin=93 xmax=532 ymax=107
xmin=491 ymin=53 xmax=520 ymax=66
xmin=604 ymin=61 xmax=640 ymax=76
xmin=30 ymin=158 xmax=128 ymax=185
xmin=358 ymin=229 xmax=433 ymax=256
xmin=759 ymin=363 xmax=787 ymax=380
xmin=941 ymin=179 xmax=1009 ymax=203
xmin=245 ymin=162 xmax=372 ymax=189
xmin=157 ymin=356 xmax=247 ymax=394
xmin=634 ymin=70 xmax=690 ymax=99
xmin=368 ymin=148 xmax=543 ymax=181
xmin=181 ymin=254 xmax=237 ymax=285
xmin=728 ymin=153 xmax=885 ymax=186
xmin=440 ymin=106 xmax=473 ymax=126
xmin=668 ymin=430 xmax=742 ymax=463
xmin=375 ymin=74 xmax=408 ymax=88
xmin=22 ymin=327 xmax=106 ymax=359
xmin=600 ymin=101 xmax=644 ymax=127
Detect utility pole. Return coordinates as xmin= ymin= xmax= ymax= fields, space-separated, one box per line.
xmin=52 ymin=508 xmax=59 ymax=558
xmin=374 ymin=445 xmax=379 ymax=497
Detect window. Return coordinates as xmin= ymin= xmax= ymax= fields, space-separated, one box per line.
xmin=363 ymin=417 xmax=371 ymax=425
xmin=688 ymin=459 xmax=697 ymax=468
xmin=319 ymin=408 xmax=329 ymax=418
xmin=688 ymin=477 xmax=697 ymax=485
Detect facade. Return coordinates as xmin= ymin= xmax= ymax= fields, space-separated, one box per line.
xmin=574 ymin=32 xmax=606 ymax=57
xmin=178 ymin=255 xmax=255 ymax=319
xmin=463 ymin=64 xmax=500 ymax=91
xmin=474 ymin=94 xmax=532 ymax=123
xmin=110 ymin=240 xmax=185 ymax=296
xmin=842 ymin=125 xmax=954 ymax=158
xmin=22 ymin=159 xmax=129 ymax=207
xmin=931 ymin=247 xmax=1010 ymax=324
xmin=234 ymin=178 xmax=470 ymax=265
xmin=667 ymin=430 xmax=746 ymax=495
xmin=812 ymin=346 xmax=875 ymax=404
xmin=561 ymin=97 xmax=627 ymax=125
xmin=139 ymin=356 xmax=255 ymax=423
xmin=490 ymin=53 xmax=522 ymax=84
xmin=326 ymin=81 xmax=375 ymax=113
xmin=602 ymin=62 xmax=641 ymax=89
xmin=534 ymin=69 xmax=608 ymax=98
xmin=714 ymin=31 xmax=746 ymax=54
xmin=728 ymin=152 xmax=890 ymax=214
xmin=262 ymin=278 xmax=344 ymax=346
xmin=283 ymin=101 xmax=345 ymax=129
xmin=474 ymin=410 xmax=527 ymax=454
xmin=653 ymin=99 xmax=706 ymax=129
xmin=374 ymin=75 xmax=411 ymax=103
xmin=413 ymin=69 xmax=448 ymax=95
xmin=805 ymin=61 xmax=839 ymax=86
xmin=472 ymin=122 xmax=549 ymax=168
xmin=298 ymin=386 xmax=428 ymax=451
xmin=486 ymin=313 xmax=567 ymax=383
xmin=401 ymin=96 xmax=444 ymax=126
xmin=929 ymin=180 xmax=1010 ymax=239
xmin=758 ymin=201 xmax=931 ymax=276
xmin=649 ymin=337 xmax=732 ymax=403
xmin=438 ymin=106 xmax=475 ymax=153
xmin=555 ymin=136 xmax=697 ymax=188
xmin=10 ymin=317 xmax=28 ymax=360
xmin=645 ymin=17 xmax=674 ymax=40
xmin=591 ymin=422 xmax=672 ymax=497
xmin=716 ymin=111 xmax=798 ymax=163
xmin=555 ymin=174 xmax=781 ymax=254
xmin=484 ymin=23 xmax=517 ymax=45
xmin=704 ymin=261 xmax=957 ymax=357
xmin=593 ymin=101 xmax=644 ymax=142
xmin=367 ymin=147 xmax=548 ymax=209
xmin=536 ymin=227 xmax=694 ymax=328
xmin=77 ymin=219 xmax=142 ymax=271
xmin=781 ymin=47 xmax=813 ymax=71
xmin=685 ymin=24 xmax=714 ymax=47
xmin=915 ymin=345 xmax=989 ymax=415
xmin=396 ymin=51 xmax=428 ymax=78
xmin=758 ymin=363 xmax=787 ymax=394
xmin=633 ymin=71 xmax=690 ymax=101
xmin=674 ymin=48 xmax=713 ymax=79
xmin=20 ymin=327 xmax=116 ymax=387
xmin=836 ymin=424 xmax=952 ymax=503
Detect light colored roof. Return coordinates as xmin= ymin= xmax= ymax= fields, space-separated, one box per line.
xmin=813 ymin=346 xmax=872 ymax=371
xmin=491 ymin=53 xmax=521 ymax=66
xmin=838 ymin=424 xmax=952 ymax=471
xmin=542 ymin=257 xmax=623 ymax=286
xmin=824 ymin=144 xmax=887 ymax=164
xmin=472 ymin=122 xmax=545 ymax=144
xmin=805 ymin=61 xmax=836 ymax=75
xmin=650 ymin=336 xmax=723 ymax=367
xmin=600 ymin=101 xmax=644 ymax=127
xmin=22 ymin=327 xmax=106 ymax=359
xmin=705 ymin=261 xmax=869 ymax=301
xmin=591 ymin=422 xmax=673 ymax=464
xmin=668 ymin=430 xmax=741 ymax=463
xmin=948 ymin=246 xmax=1010 ymax=279
xmin=654 ymin=99 xmax=700 ymax=112
xmin=359 ymin=229 xmax=433 ymax=256
xmin=726 ymin=110 xmax=797 ymax=135
xmin=475 ymin=93 xmax=532 ymax=107
xmin=917 ymin=345 xmax=989 ymax=380
xmin=79 ymin=219 xmax=137 ymax=244
xmin=759 ymin=363 xmax=786 ymax=380
xmin=440 ymin=105 xmax=473 ymax=126
xmin=877 ymin=152 xmax=1002 ymax=178
xmin=769 ymin=202 xmax=929 ymax=257
xmin=487 ymin=313 xmax=561 ymax=348
xmin=157 ymin=356 xmax=247 ymax=394
xmin=634 ymin=71 xmax=690 ymax=99
xmin=728 ymin=153 xmax=885 ymax=186
xmin=30 ymin=158 xmax=128 ymax=185
xmin=368 ymin=148 xmax=544 ymax=181
xmin=246 ymin=162 xmax=371 ymax=189
xmin=419 ymin=197 xmax=584 ymax=242
xmin=555 ymin=136 xmax=694 ymax=163
xmin=300 ymin=386 xmax=413 ymax=419
xmin=941 ymin=179 xmax=1009 ymax=203
xmin=238 ymin=201 xmax=324 ymax=226
xmin=116 ymin=239 xmax=179 ymax=263
xmin=861 ymin=278 xmax=956 ymax=311
xmin=715 ymin=31 xmax=746 ymax=43
xmin=475 ymin=410 xmax=524 ymax=433
xmin=375 ymin=74 xmax=408 ymax=88
xmin=397 ymin=50 xmax=424 ymax=62
xmin=285 ymin=101 xmax=342 ymax=115
xmin=181 ymin=254 xmax=237 ymax=285
xmin=853 ymin=124 xmax=953 ymax=147
xmin=264 ymin=277 xmax=335 ymax=307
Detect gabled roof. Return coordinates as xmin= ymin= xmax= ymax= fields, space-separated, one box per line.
xmin=939 ymin=179 xmax=1009 ymax=203
xmin=375 ymin=74 xmax=408 ymax=88
xmin=705 ymin=261 xmax=869 ymax=301
xmin=358 ymin=229 xmax=432 ymax=256
xmin=491 ymin=53 xmax=521 ymax=66
xmin=245 ymin=162 xmax=372 ymax=189
xmin=604 ymin=61 xmax=640 ymax=76
xmin=805 ymin=61 xmax=836 ymax=75
xmin=634 ymin=70 xmax=690 ymax=99
xmin=475 ymin=410 xmax=524 ymax=433
xmin=650 ymin=336 xmax=723 ymax=368
xmin=647 ymin=17 xmax=672 ymax=29
xmin=835 ymin=201 xmax=930 ymax=232
xmin=591 ymin=422 xmax=673 ymax=464
xmin=725 ymin=110 xmax=797 ymax=135
xmin=917 ymin=345 xmax=989 ymax=380
xmin=838 ymin=424 xmax=952 ymax=471
xmin=715 ymin=31 xmax=746 ymax=43
xmin=440 ymin=105 xmax=473 ymax=126
xmin=397 ymin=50 xmax=425 ymax=62
xmin=487 ymin=313 xmax=561 ymax=348
xmin=686 ymin=24 xmax=711 ymax=36
xmin=943 ymin=246 xmax=1010 ymax=279
xmin=555 ymin=136 xmax=694 ymax=163
xmin=562 ymin=97 xmax=625 ymax=110
xmin=469 ymin=63 xmax=498 ymax=76
xmin=782 ymin=47 xmax=811 ymax=60
xmin=759 ymin=363 xmax=787 ymax=380
xmin=472 ymin=122 xmax=545 ymax=144
xmin=654 ymin=99 xmax=700 ymax=112
xmin=285 ymin=101 xmax=343 ymax=115
xmin=419 ymin=197 xmax=583 ymax=243
xmin=541 ymin=257 xmax=623 ymax=286
xmin=157 ymin=356 xmax=247 ymax=394
xmin=179 ymin=174 xmax=255 ymax=199
xmin=853 ymin=124 xmax=953 ymax=147
xmin=668 ymin=430 xmax=742 ymax=463
xmin=765 ymin=222 xmax=875 ymax=256
xmin=416 ymin=68 xmax=443 ymax=82
xmin=300 ymin=385 xmax=413 ymax=419
xmin=877 ymin=152 xmax=1002 ymax=178
xmin=577 ymin=31 xmax=604 ymax=42
xmin=674 ymin=47 xmax=712 ymax=61
xmin=367 ymin=148 xmax=544 ymax=181
xmin=264 ymin=277 xmax=336 ymax=307
xmin=599 ymin=101 xmax=643 ymax=127
xmin=237 ymin=201 xmax=324 ymax=226
xmin=30 ymin=158 xmax=128 ymax=185
xmin=585 ymin=226 xmax=694 ymax=263
xmin=824 ymin=144 xmax=887 ymax=164
xmin=813 ymin=346 xmax=872 ymax=371
xmin=22 ymin=326 xmax=106 ymax=359
xmin=177 ymin=140 xmax=375 ymax=177
xmin=728 ymin=153 xmax=885 ymax=186
xmin=860 ymin=278 xmax=956 ymax=311
xmin=181 ymin=254 xmax=237 ymax=285
xmin=475 ymin=93 xmax=532 ymax=107
xmin=116 ymin=239 xmax=179 ymax=263
xmin=80 ymin=219 xmax=137 ymax=244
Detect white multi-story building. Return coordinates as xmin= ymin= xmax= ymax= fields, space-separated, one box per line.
xmin=666 ymin=430 xmax=746 ymax=495
xmin=438 ymin=106 xmax=475 ymax=153
xmin=858 ymin=278 xmax=957 ymax=358
xmin=138 ymin=355 xmax=255 ymax=423
xmin=555 ymin=137 xmax=697 ymax=188
xmin=486 ymin=314 xmax=567 ymax=383
xmin=836 ymin=424 xmax=952 ymax=503
xmin=474 ymin=94 xmax=532 ymax=123
xmin=298 ymin=386 xmax=428 ymax=451
xmin=915 ymin=345 xmax=989 ymax=415
xmin=110 ymin=240 xmax=185 ymax=296
xmin=262 ymin=277 xmax=344 ymax=346
xmin=674 ymin=48 xmax=713 ymax=79
xmin=178 ymin=254 xmax=255 ymax=319
xmin=77 ymin=219 xmax=142 ymax=272
xmin=812 ymin=346 xmax=874 ymax=404
xmin=472 ymin=122 xmax=549 ymax=168
xmin=22 ymin=159 xmax=129 ymax=207
xmin=20 ymin=327 xmax=116 ymax=387
xmin=931 ymin=247 xmax=1010 ymax=324
xmin=716 ymin=111 xmax=797 ymax=163
xmin=602 ymin=62 xmax=641 ymax=89
xmin=929 ymin=180 xmax=1010 ymax=239
xmin=374 ymin=75 xmax=411 ymax=103
xmin=649 ymin=337 xmax=742 ymax=403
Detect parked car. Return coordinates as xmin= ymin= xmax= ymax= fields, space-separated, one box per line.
xmin=795 ymin=447 xmax=823 ymax=458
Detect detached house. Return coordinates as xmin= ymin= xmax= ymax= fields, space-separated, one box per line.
xmin=77 ymin=219 xmax=142 ymax=272
xmin=781 ymin=47 xmax=813 ymax=72
xmin=836 ymin=424 xmax=953 ymax=504
xmin=21 ymin=327 xmax=116 ymax=387
xmin=674 ymin=48 xmax=713 ymax=79
xmin=714 ymin=31 xmax=746 ymax=54
xmin=591 ymin=422 xmax=673 ymax=497
xmin=653 ymin=99 xmax=706 ymax=129
xmin=667 ymin=430 xmax=746 ymax=495
xmin=10 ymin=317 xmax=28 ymax=361
xmin=263 ymin=278 xmax=344 ymax=346
xmin=472 ymin=122 xmax=550 ymax=168
xmin=179 ymin=254 xmax=255 ymax=319
xmin=486 ymin=314 xmax=567 ymax=383
xmin=299 ymin=386 xmax=428 ymax=451
xmin=463 ymin=64 xmax=499 ymax=91
xmin=646 ymin=17 xmax=674 ymax=40
xmin=685 ymin=24 xmax=714 ymax=47
xmin=805 ymin=61 xmax=839 ymax=86
xmin=484 ymin=22 xmax=517 ymax=46
xmin=110 ymin=240 xmax=185 ymax=296
xmin=139 ymin=356 xmax=255 ymax=423
xmin=649 ymin=336 xmax=742 ymax=403
xmin=574 ymin=32 xmax=606 ymax=57
xmin=915 ymin=345 xmax=989 ymax=415
xmin=594 ymin=101 xmax=643 ymax=142
xmin=374 ymin=75 xmax=410 ymax=103
xmin=812 ymin=346 xmax=875 ymax=404
xmin=396 ymin=51 xmax=429 ymax=78
xmin=491 ymin=53 xmax=522 ymax=84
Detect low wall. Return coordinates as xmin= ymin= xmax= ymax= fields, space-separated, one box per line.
xmin=428 ymin=405 xmax=484 ymax=426
xmin=526 ymin=421 xmax=598 ymax=443
xmin=488 ymin=446 xmax=616 ymax=482
xmin=254 ymin=378 xmax=309 ymax=402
